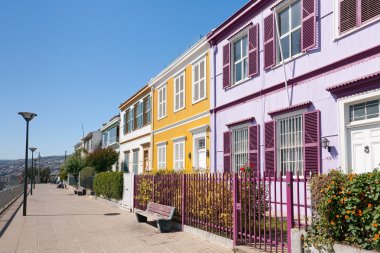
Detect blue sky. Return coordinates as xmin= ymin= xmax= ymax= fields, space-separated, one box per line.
xmin=0 ymin=0 xmax=247 ymax=160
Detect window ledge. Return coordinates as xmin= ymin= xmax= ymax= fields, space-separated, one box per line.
xmin=158 ymin=115 xmax=167 ymax=121
xmin=346 ymin=118 xmax=380 ymax=129
xmin=192 ymin=97 xmax=207 ymax=105
xmin=174 ymin=107 xmax=186 ymax=113
xmin=270 ymin=52 xmax=306 ymax=71
xmin=225 ymin=77 xmax=251 ymax=91
xmin=334 ymin=16 xmax=380 ymax=42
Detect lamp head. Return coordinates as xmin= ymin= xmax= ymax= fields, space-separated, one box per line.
xmin=29 ymin=147 xmax=37 ymax=152
xmin=18 ymin=112 xmax=37 ymax=122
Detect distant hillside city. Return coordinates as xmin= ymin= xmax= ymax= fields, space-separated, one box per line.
xmin=0 ymin=155 xmax=65 ymax=189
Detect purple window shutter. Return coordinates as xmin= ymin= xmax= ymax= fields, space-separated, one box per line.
xmin=339 ymin=0 xmax=358 ymax=34
xmin=264 ymin=121 xmax=276 ymax=176
xmin=264 ymin=13 xmax=275 ymax=70
xmin=303 ymin=110 xmax=321 ymax=177
xmin=223 ymin=131 xmax=231 ymax=173
xmin=301 ymin=0 xmax=317 ymax=51
xmin=249 ymin=125 xmax=260 ymax=174
xmin=223 ymin=44 xmax=231 ymax=89
xmin=248 ymin=24 xmax=259 ymax=77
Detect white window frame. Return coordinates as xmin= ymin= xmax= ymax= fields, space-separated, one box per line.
xmin=157 ymin=143 xmax=167 ymax=169
xmin=173 ymin=138 xmax=185 ymax=171
xmin=231 ymin=123 xmax=250 ymax=173
xmin=145 ymin=95 xmax=151 ymax=125
xmin=174 ymin=71 xmax=186 ymax=112
xmin=338 ymin=89 xmax=380 ymax=173
xmin=127 ymin=108 xmax=134 ymax=133
xmin=275 ymin=0 xmax=302 ymax=64
xmin=158 ymin=84 xmax=167 ymax=120
xmin=231 ymin=33 xmax=249 ymax=86
xmin=192 ymin=57 xmax=207 ymax=103
xmin=275 ymin=112 xmax=304 ymax=177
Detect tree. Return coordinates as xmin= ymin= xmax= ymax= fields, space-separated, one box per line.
xmin=85 ymin=148 xmax=119 ymax=173
xmin=58 ymin=166 xmax=68 ymax=181
xmin=40 ymin=168 xmax=51 ymax=183
xmin=62 ymin=149 xmax=86 ymax=184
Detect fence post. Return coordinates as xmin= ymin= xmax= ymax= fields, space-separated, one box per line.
xmin=232 ymin=173 xmax=238 ymax=246
xmin=286 ymin=171 xmax=294 ymax=253
xmin=152 ymin=175 xmax=155 ymax=204
xmin=182 ymin=174 xmax=186 ymax=231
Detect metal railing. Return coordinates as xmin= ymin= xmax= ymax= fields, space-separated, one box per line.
xmin=0 ymin=184 xmax=23 ymax=214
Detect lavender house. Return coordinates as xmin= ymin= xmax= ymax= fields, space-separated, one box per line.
xmin=208 ymin=0 xmax=380 ymax=176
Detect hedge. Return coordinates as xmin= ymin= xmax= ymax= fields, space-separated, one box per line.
xmin=307 ymin=170 xmax=380 ymax=251
xmin=93 ymin=172 xmax=123 ymax=200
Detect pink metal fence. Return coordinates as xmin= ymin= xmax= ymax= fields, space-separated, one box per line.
xmin=133 ymin=171 xmax=311 ymax=253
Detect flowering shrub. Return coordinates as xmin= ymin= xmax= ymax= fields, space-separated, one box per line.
xmin=307 ymin=170 xmax=380 ymax=251
xmin=240 ymin=163 xmax=255 ymax=174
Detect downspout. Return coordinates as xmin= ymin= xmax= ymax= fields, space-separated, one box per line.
xmin=212 ymin=44 xmax=218 ymax=173
xmin=150 ymin=86 xmax=154 ymax=172
xmin=274 ymin=10 xmax=292 ymax=106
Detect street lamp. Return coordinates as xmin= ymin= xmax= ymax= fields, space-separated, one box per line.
xmin=29 ymin=147 xmax=37 ymax=195
xmin=18 ymin=112 xmax=37 ymax=216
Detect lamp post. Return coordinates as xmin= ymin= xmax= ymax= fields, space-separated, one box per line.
xmin=29 ymin=147 xmax=37 ymax=195
xmin=19 ymin=112 xmax=37 ymax=216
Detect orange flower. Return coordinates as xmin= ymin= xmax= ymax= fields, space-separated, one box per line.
xmin=328 ymin=199 xmax=332 ymax=203
xmin=374 ymin=234 xmax=380 ymax=241
xmin=344 ymin=197 xmax=347 ymax=201
xmin=339 ymin=191 xmax=342 ymax=194
xmin=320 ymin=189 xmax=323 ymax=193
xmin=346 ymin=210 xmax=350 ymax=214
xmin=336 ymin=214 xmax=340 ymax=218
xmin=374 ymin=223 xmax=378 ymax=228
xmin=347 ymin=191 xmax=351 ymax=194
xmin=368 ymin=203 xmax=373 ymax=208
xmin=330 ymin=221 xmax=335 ymax=225
xmin=333 ymin=195 xmax=336 ymax=198
xmin=340 ymin=199 xmax=344 ymax=204
xmin=345 ymin=215 xmax=349 ymax=219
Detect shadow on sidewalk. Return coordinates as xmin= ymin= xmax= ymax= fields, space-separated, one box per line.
xmin=27 ymin=212 xmax=121 ymax=217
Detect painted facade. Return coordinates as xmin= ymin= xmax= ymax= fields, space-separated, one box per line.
xmin=208 ymin=0 xmax=380 ymax=175
xmin=100 ymin=115 xmax=120 ymax=171
xmin=151 ymin=37 xmax=211 ymax=172
xmin=119 ymin=85 xmax=152 ymax=174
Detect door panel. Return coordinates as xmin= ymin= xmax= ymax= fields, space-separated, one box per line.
xmin=370 ymin=141 xmax=380 ymax=170
xmin=352 ymin=143 xmax=366 ymax=174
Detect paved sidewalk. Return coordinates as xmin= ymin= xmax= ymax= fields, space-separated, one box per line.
xmin=0 ymin=184 xmax=231 ymax=253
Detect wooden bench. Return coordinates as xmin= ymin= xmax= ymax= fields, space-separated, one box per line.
xmin=135 ymin=202 xmax=175 ymax=233
xmin=74 ymin=187 xmax=86 ymax=196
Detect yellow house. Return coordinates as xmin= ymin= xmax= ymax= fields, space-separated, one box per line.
xmin=151 ymin=37 xmax=210 ymax=172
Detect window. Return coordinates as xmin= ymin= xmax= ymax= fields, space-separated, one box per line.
xmin=232 ymin=127 xmax=249 ymax=172
xmin=128 ymin=108 xmax=134 ymax=132
xmin=173 ymin=141 xmax=185 ymax=171
xmin=276 ymin=0 xmax=301 ymax=62
xmin=158 ymin=85 xmax=167 ymax=119
xmin=174 ymin=72 xmax=185 ymax=111
xmin=108 ymin=127 xmax=117 ymax=144
xmin=232 ymin=36 xmax=248 ymax=84
xmin=137 ymin=102 xmax=143 ymax=128
xmin=123 ymin=111 xmax=127 ymax=135
xmin=277 ymin=114 xmax=303 ymax=177
xmin=349 ymin=99 xmax=380 ymax=122
xmin=133 ymin=150 xmax=139 ymax=174
xmin=102 ymin=133 xmax=108 ymax=148
xmin=124 ymin=151 xmax=130 ymax=172
xmin=339 ymin=0 xmax=380 ymax=34
xmin=192 ymin=58 xmax=206 ymax=102
xmin=144 ymin=96 xmax=151 ymax=125
xmin=157 ymin=144 xmax=166 ymax=169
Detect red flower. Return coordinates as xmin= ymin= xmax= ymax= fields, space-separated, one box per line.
xmin=249 ymin=163 xmax=254 ymax=168
xmin=240 ymin=167 xmax=245 ymax=172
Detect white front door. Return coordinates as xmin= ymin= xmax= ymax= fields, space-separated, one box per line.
xmin=198 ymin=149 xmax=206 ymax=169
xmin=349 ymin=124 xmax=380 ymax=173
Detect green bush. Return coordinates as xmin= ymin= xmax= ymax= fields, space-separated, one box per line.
xmin=307 ymin=170 xmax=380 ymax=251
xmin=93 ymin=172 xmax=123 ymax=200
